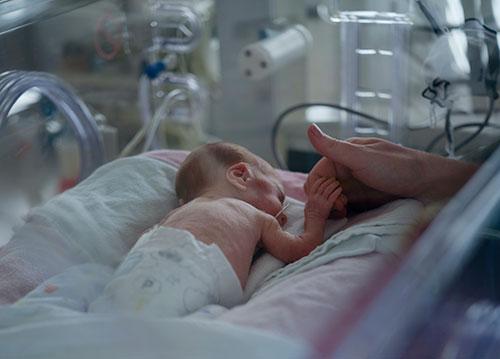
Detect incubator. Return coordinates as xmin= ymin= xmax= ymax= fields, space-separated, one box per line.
xmin=318 ymin=0 xmax=413 ymax=142
xmin=1 ymin=0 xmax=500 ymax=358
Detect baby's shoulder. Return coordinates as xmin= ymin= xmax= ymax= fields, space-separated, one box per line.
xmin=215 ymin=197 xmax=256 ymax=212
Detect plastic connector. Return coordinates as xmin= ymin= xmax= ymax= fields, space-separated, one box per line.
xmin=142 ymin=60 xmax=167 ymax=80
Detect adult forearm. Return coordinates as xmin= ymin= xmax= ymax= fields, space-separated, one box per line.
xmin=416 ymin=152 xmax=479 ymax=203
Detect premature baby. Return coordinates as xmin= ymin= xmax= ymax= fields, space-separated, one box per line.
xmin=90 ymin=142 xmax=343 ymax=317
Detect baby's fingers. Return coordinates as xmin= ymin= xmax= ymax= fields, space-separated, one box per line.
xmin=322 ymin=179 xmax=340 ymax=197
xmin=311 ymin=177 xmax=330 ymax=194
xmin=328 ymin=187 xmax=343 ymax=204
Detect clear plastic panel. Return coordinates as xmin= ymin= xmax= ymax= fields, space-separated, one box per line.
xmin=0 ymin=71 xmax=104 ymax=246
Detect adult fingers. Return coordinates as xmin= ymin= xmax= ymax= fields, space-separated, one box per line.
xmin=307 ymin=124 xmax=363 ymax=169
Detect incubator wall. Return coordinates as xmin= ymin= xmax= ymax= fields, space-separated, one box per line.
xmin=0 ymin=0 xmax=215 ymax=245
xmin=2 ymin=1 xmax=500 ymax=356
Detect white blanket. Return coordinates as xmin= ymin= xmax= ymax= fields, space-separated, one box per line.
xmin=0 ymin=155 xmax=180 ymax=304
xmin=0 ymin=263 xmax=309 ymax=359
xmin=251 ymin=199 xmax=422 ymax=297
xmin=243 ymin=197 xmax=347 ymax=299
xmin=0 ymin=199 xmax=422 ymax=357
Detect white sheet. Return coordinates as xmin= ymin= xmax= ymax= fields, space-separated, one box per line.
xmin=0 ymin=312 xmax=308 ymax=359
xmin=0 ymin=263 xmax=309 ymax=359
xmin=252 ymin=199 xmax=422 ymax=297
xmin=218 ymin=199 xmax=423 ymax=351
xmin=244 ymin=197 xmax=347 ymax=299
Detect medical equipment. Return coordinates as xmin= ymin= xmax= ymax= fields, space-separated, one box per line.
xmin=95 ymin=113 xmax=118 ymax=162
xmin=133 ymin=1 xmax=211 ymax=153
xmin=318 ymin=0 xmax=412 ymax=142
xmin=274 ymin=202 xmax=290 ymax=220
xmin=0 ymin=70 xmax=105 ymax=244
xmin=238 ymin=24 xmax=313 ymax=81
xmin=120 ymin=88 xmax=188 ymax=157
xmin=4 ymin=1 xmax=500 ymax=357
xmin=271 ymin=102 xmax=387 ymax=169
xmin=420 ymin=10 xmax=500 ymax=157
xmin=148 ymin=1 xmax=202 ymax=54
xmin=125 ymin=71 xmax=209 ymax=157
xmin=0 ymin=70 xmax=104 ymax=179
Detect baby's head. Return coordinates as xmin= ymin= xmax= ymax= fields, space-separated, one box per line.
xmin=175 ymin=142 xmax=286 ymax=219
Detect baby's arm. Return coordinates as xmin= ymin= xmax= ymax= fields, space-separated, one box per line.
xmin=260 ymin=178 xmax=342 ymax=263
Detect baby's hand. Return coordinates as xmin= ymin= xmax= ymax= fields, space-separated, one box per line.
xmin=305 ymin=177 xmax=343 ymax=220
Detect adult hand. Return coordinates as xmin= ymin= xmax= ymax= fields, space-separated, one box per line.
xmin=304 ymin=124 xmax=478 ymax=208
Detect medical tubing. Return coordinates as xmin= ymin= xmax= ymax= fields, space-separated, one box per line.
xmin=142 ymin=88 xmax=187 ymax=152
xmin=425 ymin=122 xmax=500 ymax=153
xmin=119 ymin=126 xmax=147 ymax=158
xmin=137 ymin=74 xmax=161 ymax=150
xmin=456 ymin=97 xmax=496 ymax=151
xmin=119 ymin=89 xmax=185 ymax=157
xmin=0 ymin=70 xmax=104 ymax=179
xmin=271 ymin=102 xmax=387 ymax=169
xmin=138 ymin=75 xmax=152 ymax=126
xmin=444 ymin=108 xmax=455 ymax=157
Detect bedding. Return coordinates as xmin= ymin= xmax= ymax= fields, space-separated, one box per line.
xmin=0 ymin=149 xmax=424 ymax=357
xmin=0 ymin=305 xmax=308 ymax=359
xmin=218 ymin=200 xmax=421 ymax=352
xmin=0 ymin=156 xmax=179 ymax=304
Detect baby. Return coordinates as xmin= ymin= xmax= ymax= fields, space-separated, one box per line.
xmin=90 ymin=142 xmax=342 ymax=317
xmin=166 ymin=142 xmax=342 ymax=287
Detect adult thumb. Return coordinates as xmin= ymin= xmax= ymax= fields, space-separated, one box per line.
xmin=307 ymin=124 xmax=360 ymax=168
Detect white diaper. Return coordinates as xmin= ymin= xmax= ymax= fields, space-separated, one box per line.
xmin=89 ymin=226 xmax=243 ymax=317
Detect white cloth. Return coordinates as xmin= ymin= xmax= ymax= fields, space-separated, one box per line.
xmin=0 ymin=155 xmax=179 ymax=304
xmin=15 ymin=263 xmax=113 ymax=313
xmin=251 ymin=199 xmax=423 ymax=297
xmin=89 ymin=226 xmax=243 ymax=318
xmin=243 ymin=197 xmax=347 ymax=300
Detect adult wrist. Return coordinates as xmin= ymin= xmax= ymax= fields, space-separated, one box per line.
xmin=417 ymin=152 xmax=479 ymax=203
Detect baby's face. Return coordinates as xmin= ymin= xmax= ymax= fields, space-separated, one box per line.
xmin=248 ymin=161 xmax=287 ymax=225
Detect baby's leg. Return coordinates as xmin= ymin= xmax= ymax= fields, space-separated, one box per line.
xmin=89 ymin=226 xmax=241 ymax=317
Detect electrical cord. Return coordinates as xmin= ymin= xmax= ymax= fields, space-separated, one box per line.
xmin=271 ymin=102 xmax=387 ymax=169
xmin=425 ymin=121 xmax=500 ymax=153
xmin=455 ymin=97 xmax=496 ymax=151
xmin=426 ymin=97 xmax=497 ymax=153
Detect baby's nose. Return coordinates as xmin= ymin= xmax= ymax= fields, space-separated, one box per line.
xmin=277 ymin=213 xmax=288 ymax=227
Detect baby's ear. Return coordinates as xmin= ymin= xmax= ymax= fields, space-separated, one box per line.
xmin=226 ymin=162 xmax=252 ymax=190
